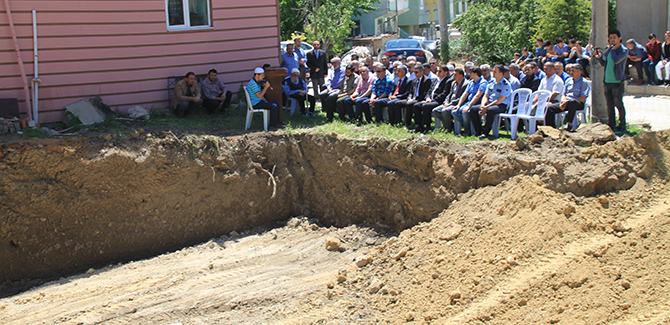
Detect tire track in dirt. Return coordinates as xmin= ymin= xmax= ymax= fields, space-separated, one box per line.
xmin=443 ymin=195 xmax=670 ymax=324
xmin=0 ymin=221 xmax=383 ymax=324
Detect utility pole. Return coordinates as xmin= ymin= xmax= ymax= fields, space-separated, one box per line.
xmin=591 ymin=0 xmax=608 ymax=122
xmin=438 ymin=0 xmax=449 ymax=61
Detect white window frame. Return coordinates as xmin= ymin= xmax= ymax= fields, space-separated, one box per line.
xmin=165 ymin=0 xmax=212 ymax=31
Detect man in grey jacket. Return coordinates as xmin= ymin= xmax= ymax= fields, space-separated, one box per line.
xmin=593 ymin=29 xmax=629 ymax=133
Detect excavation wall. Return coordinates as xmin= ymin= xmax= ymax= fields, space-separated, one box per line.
xmin=1 ymin=130 xmax=668 ymax=282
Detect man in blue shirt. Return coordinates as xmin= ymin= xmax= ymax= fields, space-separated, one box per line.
xmin=468 ymin=64 xmax=513 ymax=138
xmin=364 ymin=62 xmax=395 ymax=123
xmin=550 ymin=37 xmax=570 ymax=63
xmin=319 ymin=57 xmax=346 ymax=115
xmin=535 ymin=38 xmax=547 ymax=68
xmin=451 ymin=67 xmax=486 ymax=135
xmin=593 ymin=29 xmax=628 ymax=133
xmin=556 ymin=62 xmax=570 ymax=82
xmin=545 ymin=64 xmax=591 ymax=130
xmin=247 ymin=67 xmax=280 ymax=129
xmin=281 ymin=43 xmax=300 ymax=74
xmin=625 ymin=38 xmax=648 ymax=85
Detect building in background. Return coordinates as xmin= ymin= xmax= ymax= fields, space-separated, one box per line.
xmin=0 ymin=0 xmax=282 ymax=123
xmin=352 ymin=0 xmax=467 ymax=39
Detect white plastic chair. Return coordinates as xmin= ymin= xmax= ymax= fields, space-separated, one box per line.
xmin=558 ymin=88 xmax=591 ymax=130
xmin=286 ymin=97 xmax=298 ymax=116
xmin=517 ymin=90 xmax=552 ymax=135
xmin=493 ymin=88 xmax=532 ymax=139
xmin=244 ymin=86 xmax=269 ymax=131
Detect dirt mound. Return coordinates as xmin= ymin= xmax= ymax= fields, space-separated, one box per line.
xmin=1 ymin=129 xmax=670 ymax=324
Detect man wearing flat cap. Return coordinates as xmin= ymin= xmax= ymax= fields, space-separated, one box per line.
xmin=313 ymin=56 xmax=345 ymax=116
xmin=283 ymin=68 xmax=308 ymax=115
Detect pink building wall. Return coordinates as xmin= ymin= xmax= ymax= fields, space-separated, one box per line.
xmin=0 ymin=0 xmax=282 ymax=123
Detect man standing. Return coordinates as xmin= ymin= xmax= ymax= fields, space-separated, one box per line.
xmin=386 ymin=65 xmax=411 ymax=125
xmin=469 ymin=65 xmax=513 ymax=138
xmin=433 ymin=68 xmax=468 ymax=132
xmin=644 ymin=33 xmax=662 ymax=85
xmin=282 ymin=68 xmax=307 ymax=115
xmin=331 ymin=64 xmax=360 ymax=122
xmin=172 ymin=72 xmax=202 ymax=118
xmin=414 ymin=65 xmax=451 ymax=132
xmin=306 ymin=40 xmax=328 ymax=113
xmin=545 ymin=64 xmax=590 ymax=130
xmin=281 ymin=43 xmax=300 ymax=74
xmin=593 ymin=29 xmax=628 ymax=133
xmin=625 ymin=38 xmax=647 ymax=85
xmin=319 ymin=57 xmax=346 ymax=117
xmin=201 ymin=69 xmax=232 ymax=115
xmin=294 ymin=38 xmax=307 ymax=79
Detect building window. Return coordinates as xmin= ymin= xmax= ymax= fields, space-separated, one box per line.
xmin=166 ymin=0 xmax=211 ymax=30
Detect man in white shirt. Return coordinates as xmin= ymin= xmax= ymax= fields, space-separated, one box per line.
xmin=532 ymin=61 xmax=564 ymax=114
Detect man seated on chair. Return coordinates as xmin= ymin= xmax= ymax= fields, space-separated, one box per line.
xmin=343 ymin=65 xmax=376 ymax=123
xmin=366 ymin=62 xmax=395 ymax=123
xmin=545 ymin=64 xmax=590 ymax=130
xmin=282 ymin=68 xmax=307 ymax=115
xmin=468 ymin=65 xmax=513 ymax=138
xmin=404 ymin=63 xmax=433 ymax=130
xmin=520 ymin=64 xmax=541 ymax=91
xmin=319 ymin=56 xmax=346 ymax=116
xmin=386 ymin=64 xmax=411 ymax=126
xmin=172 ymin=71 xmax=202 ymax=118
xmin=433 ymin=68 xmax=468 ymax=132
xmin=331 ymin=64 xmax=360 ymax=122
xmin=451 ymin=67 xmax=486 ymax=135
xmin=247 ymin=67 xmax=280 ymax=129
xmin=201 ymin=69 xmax=233 ymax=115
xmin=413 ymin=64 xmax=452 ymax=132
xmin=531 ymin=61 xmax=564 ymax=114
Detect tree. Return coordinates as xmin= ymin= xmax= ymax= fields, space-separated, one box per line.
xmin=534 ymin=0 xmax=591 ymax=44
xmin=452 ymin=0 xmax=540 ymax=64
xmin=302 ymin=0 xmax=378 ymax=54
xmin=280 ymin=0 xmax=307 ymax=41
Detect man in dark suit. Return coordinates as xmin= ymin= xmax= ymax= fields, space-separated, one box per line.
xmin=404 ymin=63 xmax=434 ymax=131
xmin=433 ymin=68 xmax=468 ymax=132
xmin=386 ymin=65 xmax=412 ymax=125
xmin=306 ymin=40 xmax=328 ymax=114
xmin=414 ymin=64 xmax=453 ymax=132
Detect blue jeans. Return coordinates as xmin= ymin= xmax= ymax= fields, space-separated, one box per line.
xmin=643 ymin=59 xmax=659 ymax=84
xmin=451 ymin=105 xmax=472 ymax=135
xmin=343 ymin=97 xmax=369 ymax=122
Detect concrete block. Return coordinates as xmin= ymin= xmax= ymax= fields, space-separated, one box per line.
xmin=65 ymin=97 xmax=109 ymax=125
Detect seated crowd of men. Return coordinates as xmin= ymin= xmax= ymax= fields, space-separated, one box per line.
xmin=280 ymin=38 xmax=591 ymax=137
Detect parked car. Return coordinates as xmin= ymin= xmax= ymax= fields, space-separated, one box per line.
xmin=379 ymin=39 xmax=433 ymax=63
xmin=423 ymin=40 xmax=441 ymax=60
xmin=280 ymin=41 xmax=314 ymax=55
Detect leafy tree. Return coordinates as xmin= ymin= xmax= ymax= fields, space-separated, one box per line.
xmin=608 ymin=0 xmax=617 ymax=31
xmin=280 ymin=0 xmax=378 ymax=54
xmin=452 ymin=0 xmax=540 ymax=64
xmin=280 ymin=0 xmax=306 ymax=41
xmin=534 ymin=0 xmax=591 ymax=44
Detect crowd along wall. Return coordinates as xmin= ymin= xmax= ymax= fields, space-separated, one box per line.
xmin=0 ymin=0 xmax=282 ymax=123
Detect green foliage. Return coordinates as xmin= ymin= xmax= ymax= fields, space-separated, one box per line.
xmin=535 ymin=0 xmax=591 ymax=44
xmin=608 ymin=0 xmax=617 ymax=31
xmin=285 ymin=0 xmax=378 ymax=54
xmin=452 ymin=0 xmax=540 ymax=64
xmin=280 ymin=0 xmax=306 ymax=41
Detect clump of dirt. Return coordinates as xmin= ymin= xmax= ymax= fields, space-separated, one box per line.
xmin=1 ymin=129 xmax=670 ymax=324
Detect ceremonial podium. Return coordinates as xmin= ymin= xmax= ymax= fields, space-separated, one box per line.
xmin=263 ymin=67 xmax=288 ymax=124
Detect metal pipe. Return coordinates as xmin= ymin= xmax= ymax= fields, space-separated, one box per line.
xmin=3 ymin=0 xmax=33 ymax=121
xmin=32 ymin=9 xmax=40 ymax=124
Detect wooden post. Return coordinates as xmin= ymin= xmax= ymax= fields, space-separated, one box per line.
xmin=591 ymin=0 xmax=608 ymax=122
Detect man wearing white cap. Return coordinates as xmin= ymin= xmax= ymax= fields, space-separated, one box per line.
xmin=282 ymin=68 xmax=307 ymax=115
xmin=246 ymin=67 xmax=280 ymax=129
xmin=314 ymin=56 xmax=345 ymax=117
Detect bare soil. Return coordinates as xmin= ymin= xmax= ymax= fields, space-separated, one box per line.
xmin=1 ymin=128 xmax=669 ymax=324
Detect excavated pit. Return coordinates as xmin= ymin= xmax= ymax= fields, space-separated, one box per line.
xmin=1 ymin=130 xmax=669 ymax=289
